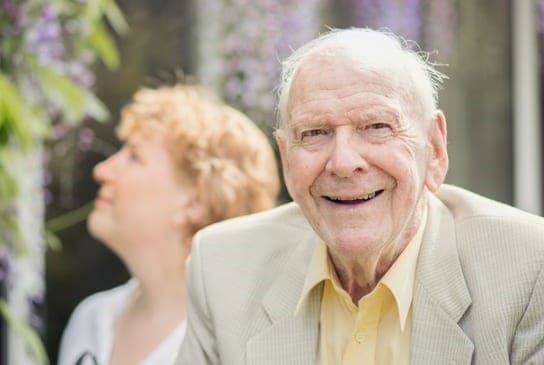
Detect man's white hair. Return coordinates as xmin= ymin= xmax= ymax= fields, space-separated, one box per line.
xmin=275 ymin=27 xmax=447 ymax=129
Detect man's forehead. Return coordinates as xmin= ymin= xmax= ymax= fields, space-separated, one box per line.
xmin=290 ymin=55 xmax=401 ymax=106
xmin=294 ymin=52 xmax=400 ymax=88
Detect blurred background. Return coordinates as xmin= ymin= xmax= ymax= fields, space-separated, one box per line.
xmin=1 ymin=0 xmax=543 ymax=363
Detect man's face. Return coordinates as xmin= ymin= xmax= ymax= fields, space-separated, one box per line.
xmin=276 ymin=55 xmax=447 ymax=257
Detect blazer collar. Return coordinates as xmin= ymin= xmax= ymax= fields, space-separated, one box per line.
xmin=410 ymin=192 xmax=474 ymax=364
xmin=247 ymin=231 xmax=321 ymax=365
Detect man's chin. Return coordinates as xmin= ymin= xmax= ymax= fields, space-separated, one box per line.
xmin=320 ymin=230 xmax=385 ymax=255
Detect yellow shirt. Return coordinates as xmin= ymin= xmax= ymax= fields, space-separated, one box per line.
xmin=296 ymin=210 xmax=427 ymax=365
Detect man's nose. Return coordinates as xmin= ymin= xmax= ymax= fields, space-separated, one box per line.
xmin=325 ymin=132 xmax=369 ymax=178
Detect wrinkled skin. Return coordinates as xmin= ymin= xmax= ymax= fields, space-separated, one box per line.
xmin=275 ymin=54 xmax=448 ymax=297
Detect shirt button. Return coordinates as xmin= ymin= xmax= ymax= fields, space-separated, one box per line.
xmin=355 ymin=332 xmax=366 ymax=343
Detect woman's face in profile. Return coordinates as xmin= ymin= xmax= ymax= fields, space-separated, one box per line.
xmin=87 ymin=130 xmax=193 ymax=255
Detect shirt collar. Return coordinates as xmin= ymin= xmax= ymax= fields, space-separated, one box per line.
xmin=295 ymin=237 xmax=329 ymax=314
xmin=295 ymin=204 xmax=428 ymax=332
xmin=380 ymin=205 xmax=427 ymax=330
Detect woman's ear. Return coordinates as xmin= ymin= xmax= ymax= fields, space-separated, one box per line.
xmin=424 ymin=110 xmax=449 ymax=192
xmin=173 ymin=198 xmax=206 ymax=230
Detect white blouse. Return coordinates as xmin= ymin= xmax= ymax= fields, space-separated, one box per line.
xmin=57 ymin=280 xmax=187 ymax=365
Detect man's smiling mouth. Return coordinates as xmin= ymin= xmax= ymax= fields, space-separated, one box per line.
xmin=324 ymin=189 xmax=385 ymax=205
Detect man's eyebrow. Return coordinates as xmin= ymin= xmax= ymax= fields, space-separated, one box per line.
xmin=289 ymin=118 xmax=329 ymax=134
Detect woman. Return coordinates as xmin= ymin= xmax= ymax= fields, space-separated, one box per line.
xmin=57 ymin=84 xmax=280 ymax=365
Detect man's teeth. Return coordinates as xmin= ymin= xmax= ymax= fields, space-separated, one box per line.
xmin=330 ymin=191 xmax=377 ymax=201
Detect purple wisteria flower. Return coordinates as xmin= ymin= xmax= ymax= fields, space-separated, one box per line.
xmin=350 ymin=0 xmax=420 ymax=44
xmin=0 ymin=0 xmax=24 ymax=35
xmin=28 ymin=291 xmax=45 ymax=333
xmin=24 ymin=1 xmax=65 ymax=65
xmin=0 ymin=248 xmax=10 ymax=285
xmin=214 ymin=0 xmax=321 ymax=127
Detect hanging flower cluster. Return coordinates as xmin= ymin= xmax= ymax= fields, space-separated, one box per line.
xmin=350 ymin=0 xmax=421 ymax=42
xmin=347 ymin=0 xmax=457 ymax=61
xmin=0 ymin=0 xmax=126 ymax=362
xmin=197 ymin=0 xmax=322 ymax=129
xmin=539 ymin=0 xmax=544 ymax=34
xmin=0 ymin=0 xmax=126 ymax=249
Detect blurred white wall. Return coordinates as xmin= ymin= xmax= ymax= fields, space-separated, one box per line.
xmin=512 ymin=0 xmax=543 ymax=215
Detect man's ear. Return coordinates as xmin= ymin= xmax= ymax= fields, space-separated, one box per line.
xmin=424 ymin=110 xmax=449 ymax=192
xmin=274 ymin=129 xmax=290 ymax=177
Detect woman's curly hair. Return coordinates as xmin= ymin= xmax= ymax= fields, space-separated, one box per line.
xmin=117 ymin=84 xmax=280 ymax=233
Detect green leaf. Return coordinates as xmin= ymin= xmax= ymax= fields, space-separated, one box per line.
xmin=0 ymin=300 xmax=49 ymax=365
xmin=83 ymin=90 xmax=110 ymax=122
xmin=0 ymin=165 xmax=17 ymax=201
xmin=103 ymin=0 xmax=129 ymax=35
xmin=0 ymin=72 xmax=44 ymax=148
xmin=45 ymin=201 xmax=94 ymax=233
xmin=31 ymin=63 xmax=86 ymax=124
xmin=0 ymin=214 xmax=24 ymax=255
xmin=88 ymin=20 xmax=120 ymax=69
xmin=82 ymin=0 xmax=104 ymax=22
xmin=43 ymin=229 xmax=62 ymax=251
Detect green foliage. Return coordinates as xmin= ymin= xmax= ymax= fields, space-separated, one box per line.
xmin=0 ymin=72 xmax=42 ymax=149
xmin=0 ymin=300 xmax=49 ymax=365
xmin=0 ymin=0 xmax=127 ymax=362
xmin=0 ymin=0 xmax=126 ymax=250
xmin=0 ymin=72 xmax=43 ymax=254
xmin=44 ymin=201 xmax=94 ymax=251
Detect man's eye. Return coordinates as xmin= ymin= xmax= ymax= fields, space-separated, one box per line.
xmin=301 ymin=129 xmax=326 ymax=139
xmin=367 ymin=123 xmax=389 ymax=130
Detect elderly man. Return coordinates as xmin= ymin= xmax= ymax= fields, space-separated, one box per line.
xmin=176 ymin=28 xmax=544 ymax=364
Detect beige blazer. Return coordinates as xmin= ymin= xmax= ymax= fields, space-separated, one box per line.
xmin=176 ymin=185 xmax=544 ymax=364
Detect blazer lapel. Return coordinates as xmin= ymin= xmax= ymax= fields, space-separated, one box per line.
xmin=246 ymin=193 xmax=475 ymax=365
xmin=247 ymin=234 xmax=321 ymax=365
xmin=411 ymin=193 xmax=474 ymax=364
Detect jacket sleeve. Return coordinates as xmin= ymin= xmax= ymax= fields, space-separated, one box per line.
xmin=510 ymin=263 xmax=544 ymax=364
xmin=175 ymin=233 xmax=220 ymax=365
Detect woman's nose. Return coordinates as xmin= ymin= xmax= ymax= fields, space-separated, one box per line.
xmin=93 ymin=153 xmax=118 ymax=183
